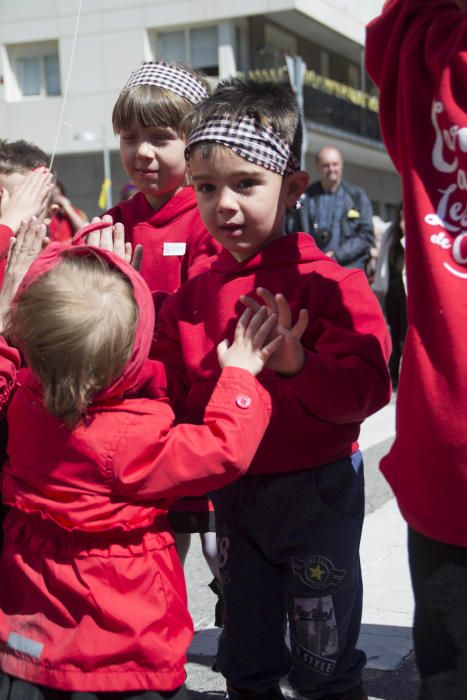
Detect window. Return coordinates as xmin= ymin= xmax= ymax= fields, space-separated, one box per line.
xmin=6 ymin=41 xmax=61 ymax=100
xmin=347 ymin=63 xmax=361 ymax=90
xmin=155 ymin=26 xmax=219 ymax=76
xmin=264 ymin=23 xmax=297 ymax=57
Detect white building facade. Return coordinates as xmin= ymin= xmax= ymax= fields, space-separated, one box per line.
xmin=0 ymin=0 xmax=399 ymax=217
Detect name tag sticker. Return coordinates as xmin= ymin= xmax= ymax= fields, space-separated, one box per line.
xmin=163 ymin=242 xmax=186 ymax=256
xmin=8 ymin=632 xmax=44 ymax=658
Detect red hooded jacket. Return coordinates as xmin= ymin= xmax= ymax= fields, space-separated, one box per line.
xmin=0 ymin=243 xmax=271 ymax=692
xmin=366 ymin=0 xmax=467 ymax=545
xmin=154 ymin=232 xmax=391 ymax=474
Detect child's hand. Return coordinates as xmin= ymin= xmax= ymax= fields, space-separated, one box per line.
xmin=217 ymin=307 xmax=282 ymax=377
xmin=0 ymin=168 xmax=54 ymax=233
xmin=84 ymin=215 xmax=143 ymax=270
xmin=240 ymin=287 xmax=308 ymax=376
xmin=0 ymin=218 xmax=48 ymax=333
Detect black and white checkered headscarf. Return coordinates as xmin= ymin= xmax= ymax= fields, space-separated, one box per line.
xmin=185 ymin=115 xmax=300 ymax=175
xmin=121 ymin=61 xmax=209 ymax=104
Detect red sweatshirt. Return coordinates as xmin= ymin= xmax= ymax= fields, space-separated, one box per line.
xmin=154 ymin=233 xmax=391 ymax=474
xmin=0 ymin=243 xmax=271 ymax=692
xmin=0 ymin=225 xmax=14 ymax=288
xmin=106 ymin=187 xmax=220 ymax=300
xmin=366 ymin=0 xmax=467 ymax=545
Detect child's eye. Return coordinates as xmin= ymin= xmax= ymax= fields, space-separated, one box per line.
xmin=121 ymin=134 xmax=137 ymax=142
xmin=238 ymin=179 xmax=257 ymax=190
xmin=196 ymin=183 xmax=215 ymax=194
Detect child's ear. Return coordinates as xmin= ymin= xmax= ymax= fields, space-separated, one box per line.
xmin=284 ymin=170 xmax=309 ymax=209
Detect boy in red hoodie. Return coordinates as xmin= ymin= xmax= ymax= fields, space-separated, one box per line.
xmin=106 ymin=60 xmax=223 ymax=610
xmin=107 ymin=61 xmax=220 ymax=301
xmin=153 ymin=78 xmax=391 ymax=700
xmin=366 ymin=1 xmax=467 ymax=696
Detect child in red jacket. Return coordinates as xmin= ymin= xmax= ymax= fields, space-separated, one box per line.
xmin=0 ymin=222 xmax=277 ymax=700
xmin=153 ymin=78 xmax=392 ymax=700
xmin=106 ymin=61 xmax=223 ymax=607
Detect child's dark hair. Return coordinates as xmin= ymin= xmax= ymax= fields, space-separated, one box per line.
xmin=182 ymin=77 xmax=302 ymax=163
xmin=0 ymin=139 xmax=49 ymax=174
xmin=112 ymin=62 xmax=211 ymax=134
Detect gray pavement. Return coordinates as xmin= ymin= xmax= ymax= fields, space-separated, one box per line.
xmin=183 ymin=397 xmax=421 ymax=700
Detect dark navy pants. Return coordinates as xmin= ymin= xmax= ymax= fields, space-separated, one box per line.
xmin=211 ymin=452 xmax=366 ymax=698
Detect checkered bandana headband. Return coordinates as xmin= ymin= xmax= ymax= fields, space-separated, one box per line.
xmin=121 ymin=62 xmax=209 ymax=104
xmin=185 ymin=116 xmax=301 ymax=175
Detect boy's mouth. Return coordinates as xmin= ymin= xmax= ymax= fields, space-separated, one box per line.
xmin=219 ymin=223 xmax=244 ymax=238
xmin=136 ymin=169 xmax=158 ymax=177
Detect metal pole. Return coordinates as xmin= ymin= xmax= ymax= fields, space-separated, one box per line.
xmin=101 ymin=125 xmax=112 ymax=209
xmin=285 ymin=54 xmax=307 ymax=170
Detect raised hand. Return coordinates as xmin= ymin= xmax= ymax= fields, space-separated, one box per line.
xmin=83 ymin=215 xmax=143 ymax=270
xmin=0 ymin=168 xmax=54 ymax=233
xmin=240 ymin=287 xmax=308 ymax=375
xmin=217 ymin=306 xmax=282 ymax=377
xmin=0 ymin=218 xmax=48 ymax=332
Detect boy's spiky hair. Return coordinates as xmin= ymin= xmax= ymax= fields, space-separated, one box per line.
xmin=0 ymin=139 xmax=49 ymax=175
xmin=112 ymin=62 xmax=211 ymax=134
xmin=182 ymin=77 xmax=303 ymax=162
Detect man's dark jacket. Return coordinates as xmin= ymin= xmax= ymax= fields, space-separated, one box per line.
xmin=288 ymin=180 xmax=374 ymax=270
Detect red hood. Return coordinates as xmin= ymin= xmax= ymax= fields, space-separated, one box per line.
xmin=210 ymin=232 xmax=332 ymax=276
xmin=108 ymin=187 xmax=199 ymax=229
xmin=15 ymin=238 xmax=155 ymax=401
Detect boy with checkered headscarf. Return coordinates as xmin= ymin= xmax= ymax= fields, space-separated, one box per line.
xmin=153 ymin=77 xmax=391 ymax=700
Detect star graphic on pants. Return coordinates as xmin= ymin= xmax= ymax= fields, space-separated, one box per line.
xmin=308 ymin=564 xmax=326 ymax=581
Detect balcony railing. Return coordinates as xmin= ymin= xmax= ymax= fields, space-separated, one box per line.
xmin=246 ymin=68 xmax=382 ymax=144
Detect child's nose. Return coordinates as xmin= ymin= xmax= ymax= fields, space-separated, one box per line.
xmin=136 ymin=141 xmax=154 ymax=159
xmin=217 ymin=187 xmax=237 ymax=213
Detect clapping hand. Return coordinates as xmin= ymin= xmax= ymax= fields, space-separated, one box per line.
xmin=240 ymin=287 xmax=308 ymax=375
xmin=83 ymin=215 xmax=143 ymax=271
xmin=217 ymin=306 xmax=282 ymax=377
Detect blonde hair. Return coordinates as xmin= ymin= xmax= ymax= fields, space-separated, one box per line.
xmin=7 ymin=253 xmax=138 ymax=428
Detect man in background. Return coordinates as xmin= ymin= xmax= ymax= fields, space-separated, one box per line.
xmin=289 ymin=146 xmax=374 ymax=270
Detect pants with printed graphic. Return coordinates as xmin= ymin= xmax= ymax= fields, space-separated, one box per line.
xmin=210 ymin=452 xmax=366 ymax=699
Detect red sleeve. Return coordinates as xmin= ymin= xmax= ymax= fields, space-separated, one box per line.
xmin=365 ymin=0 xmax=464 ymax=172
xmin=0 ymin=337 xmax=21 ymax=416
xmin=112 ymin=367 xmax=271 ymax=499
xmin=0 ymin=225 xmax=14 ymax=259
xmin=279 ymin=270 xmax=391 ymax=423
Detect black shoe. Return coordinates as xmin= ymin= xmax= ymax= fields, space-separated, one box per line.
xmin=208 ymin=577 xmax=225 ymax=628
xmin=225 ymin=685 xmax=285 ymax=700
xmin=320 ymin=684 xmax=368 ymax=700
